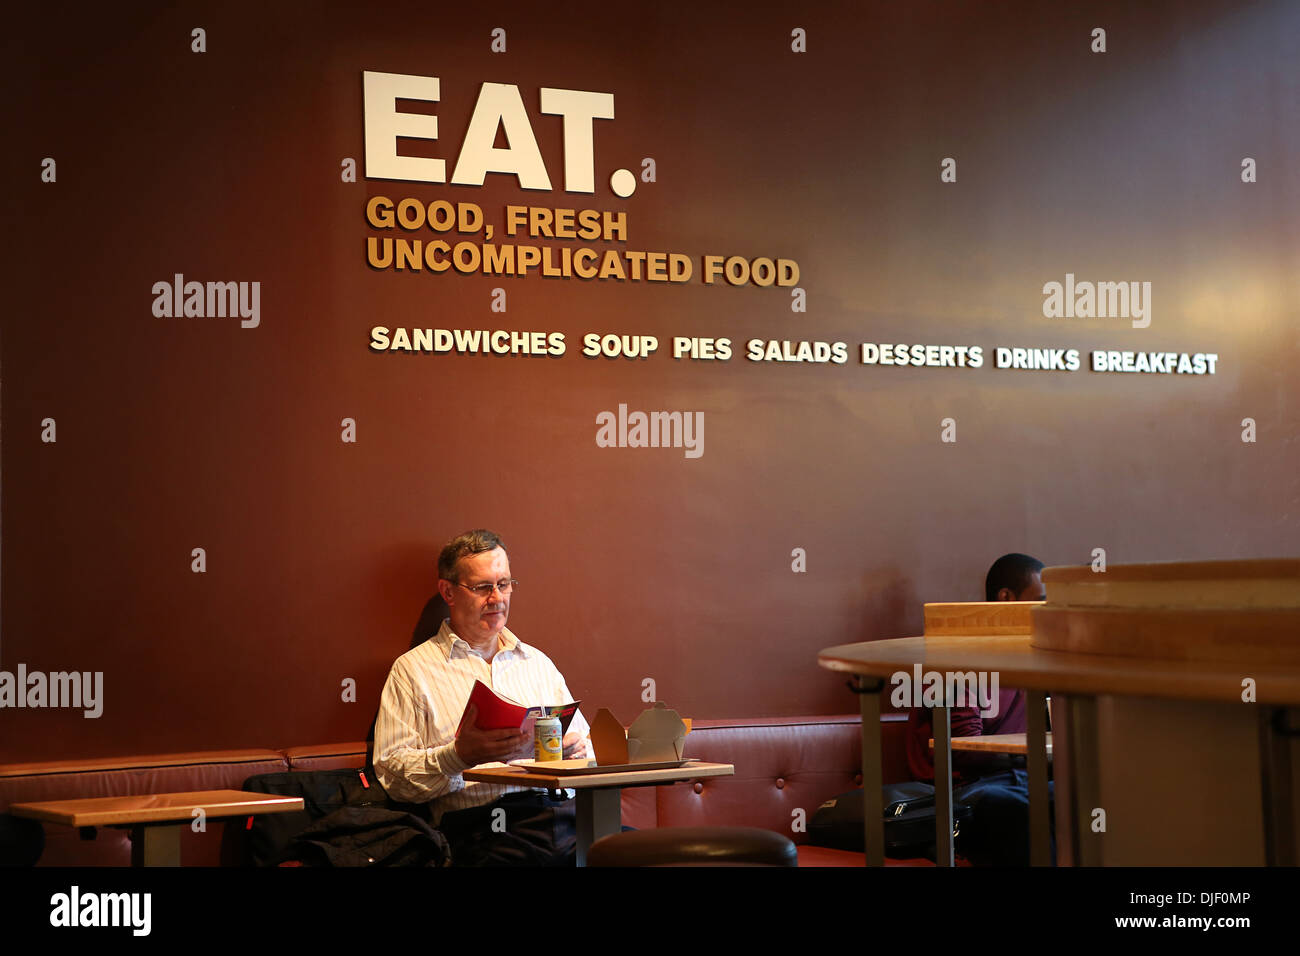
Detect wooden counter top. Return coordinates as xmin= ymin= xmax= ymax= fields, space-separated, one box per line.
xmin=818 ymin=634 xmax=1300 ymax=704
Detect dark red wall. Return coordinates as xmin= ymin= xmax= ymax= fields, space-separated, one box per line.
xmin=4 ymin=1 xmax=1297 ymax=760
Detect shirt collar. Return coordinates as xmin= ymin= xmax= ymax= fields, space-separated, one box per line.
xmin=436 ymin=618 xmax=530 ymax=659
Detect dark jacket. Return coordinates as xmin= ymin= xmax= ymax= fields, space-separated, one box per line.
xmin=285 ymin=806 xmax=450 ymax=867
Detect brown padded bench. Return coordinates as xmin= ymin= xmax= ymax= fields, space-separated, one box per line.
xmin=0 ymin=715 xmax=918 ymax=866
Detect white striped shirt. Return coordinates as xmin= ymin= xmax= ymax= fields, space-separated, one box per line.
xmin=373 ymin=619 xmax=591 ymax=824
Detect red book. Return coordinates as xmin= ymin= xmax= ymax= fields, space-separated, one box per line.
xmin=456 ymin=680 xmax=582 ymax=735
xmin=457 ymin=680 xmax=529 ymax=733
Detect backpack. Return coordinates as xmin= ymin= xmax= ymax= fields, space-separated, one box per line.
xmin=808 ymin=781 xmax=974 ymax=860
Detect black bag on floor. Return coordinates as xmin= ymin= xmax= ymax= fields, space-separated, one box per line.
xmin=229 ymin=768 xmax=391 ymax=866
xmin=808 ymin=781 xmax=974 ymax=859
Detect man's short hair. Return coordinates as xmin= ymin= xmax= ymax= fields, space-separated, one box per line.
xmin=438 ymin=529 xmax=505 ymax=583
xmin=985 ymin=553 xmax=1044 ymax=601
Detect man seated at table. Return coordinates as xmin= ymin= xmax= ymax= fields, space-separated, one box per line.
xmin=906 ymin=552 xmax=1052 ymax=865
xmin=373 ymin=529 xmax=592 ymax=865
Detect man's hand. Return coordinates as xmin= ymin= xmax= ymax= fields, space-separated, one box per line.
xmin=562 ymin=731 xmax=588 ymax=760
xmin=454 ymin=704 xmax=529 ymax=766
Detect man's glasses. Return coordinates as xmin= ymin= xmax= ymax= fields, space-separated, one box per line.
xmin=455 ymin=579 xmax=518 ymax=599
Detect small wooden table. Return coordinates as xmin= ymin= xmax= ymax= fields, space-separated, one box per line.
xmin=928 ymin=733 xmax=1053 ymax=756
xmin=463 ymin=762 xmax=734 ymax=865
xmin=9 ymin=789 xmax=304 ymax=866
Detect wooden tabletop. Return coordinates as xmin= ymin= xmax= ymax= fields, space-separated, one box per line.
xmin=928 ymin=733 xmax=1052 ymax=756
xmin=818 ymin=635 xmax=1300 ymax=704
xmin=8 ymin=789 xmax=305 ymax=827
xmin=464 ymin=762 xmax=734 ymax=790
